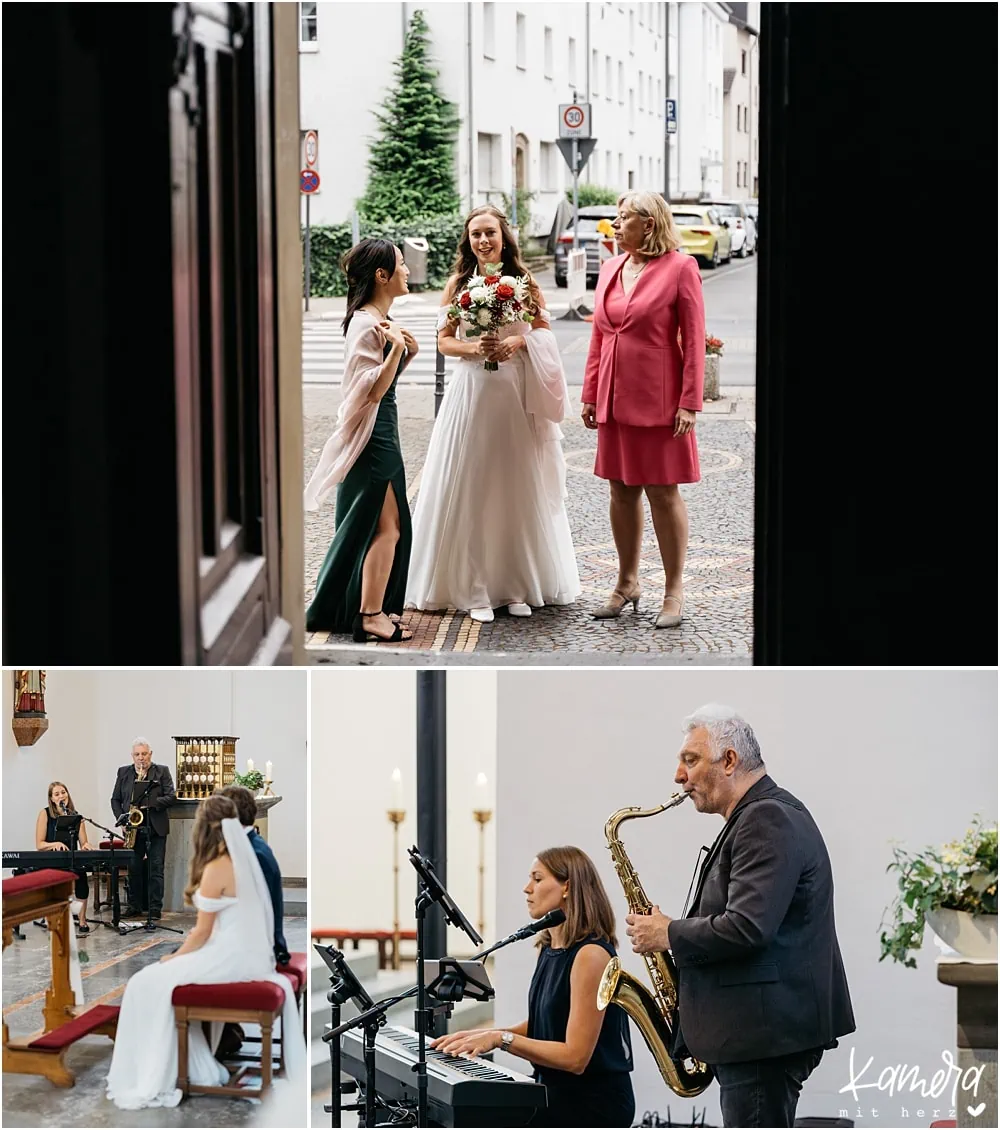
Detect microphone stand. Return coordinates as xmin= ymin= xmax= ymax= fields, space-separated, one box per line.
xmin=75 ymin=812 xmax=126 ymax=932
xmin=120 ymin=781 xmax=182 ymax=938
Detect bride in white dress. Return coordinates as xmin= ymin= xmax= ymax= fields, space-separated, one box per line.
xmin=405 ymin=205 xmax=581 ymax=622
xmin=106 ymin=795 xmax=304 ymax=1110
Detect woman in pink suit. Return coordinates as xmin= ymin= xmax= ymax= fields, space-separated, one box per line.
xmin=581 ymin=192 xmax=705 ymax=629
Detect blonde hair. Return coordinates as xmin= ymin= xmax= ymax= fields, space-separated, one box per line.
xmin=184 ymin=794 xmax=237 ymax=905
xmin=617 ymin=191 xmax=682 ymax=256
xmin=47 ymin=781 xmax=77 ymax=818
xmin=534 ymin=846 xmax=619 ymax=950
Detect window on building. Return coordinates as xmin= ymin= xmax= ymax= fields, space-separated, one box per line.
xmin=649 ymin=75 xmax=654 ymax=113
xmin=618 ymin=60 xmax=625 ymax=104
xmin=569 ymin=37 xmax=577 ymax=86
xmin=478 ymin=132 xmax=499 ymax=189
xmin=657 ymin=156 xmax=662 ymax=187
xmin=300 ymin=2 xmax=317 ymax=43
xmin=483 ymin=3 xmax=496 ymax=58
xmin=516 ymin=11 xmax=527 ymax=69
xmin=605 ymin=149 xmax=612 ymax=182
xmin=618 ymin=152 xmax=624 ymax=185
xmin=638 ymin=155 xmax=644 ymax=184
xmin=540 ymin=141 xmax=559 ymax=191
xmin=741 ymin=49 xmax=747 ymax=76
xmin=639 ymin=3 xmax=644 ymax=27
xmin=592 ymin=48 xmax=599 ymax=93
xmin=629 ymin=9 xmax=635 ymax=50
xmin=638 ymin=71 xmax=644 ymax=110
xmin=736 ymin=162 xmax=742 ymax=188
xmin=544 ymin=26 xmax=553 ymax=78
xmin=628 ymin=168 xmax=635 ymax=189
xmin=605 ymin=55 xmax=612 ymax=100
xmin=657 ymin=77 xmax=662 ymax=109
xmin=629 ymin=88 xmax=635 ymax=132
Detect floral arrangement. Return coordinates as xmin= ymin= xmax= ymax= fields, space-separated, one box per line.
xmin=232 ymin=769 xmax=265 ymax=792
xmin=448 ymin=262 xmax=534 ymax=371
xmin=705 ymin=334 xmax=725 ymax=355
xmin=879 ymin=816 xmax=998 ymax=968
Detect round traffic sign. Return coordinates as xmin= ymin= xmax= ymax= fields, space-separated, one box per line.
xmin=301 ymin=169 xmax=320 ymax=194
xmin=563 ymin=105 xmax=585 ymax=130
xmin=304 ymin=130 xmax=318 ymax=168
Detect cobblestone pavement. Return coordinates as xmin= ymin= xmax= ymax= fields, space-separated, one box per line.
xmin=304 ymin=389 xmax=754 ymax=665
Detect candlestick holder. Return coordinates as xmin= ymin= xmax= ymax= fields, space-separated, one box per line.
xmin=473 ymin=808 xmax=493 ymax=940
xmin=262 ymin=777 xmax=275 ymax=798
xmin=387 ymin=809 xmax=405 ymax=970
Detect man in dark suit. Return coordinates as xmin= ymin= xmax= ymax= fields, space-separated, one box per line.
xmin=110 ymin=738 xmax=176 ymax=919
xmin=626 ymin=704 xmax=855 ymax=1128
xmin=220 ymin=784 xmax=289 ymax=961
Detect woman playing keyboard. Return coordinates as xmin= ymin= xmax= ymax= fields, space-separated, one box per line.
xmin=432 ymin=846 xmax=635 ymax=1127
xmin=35 ymin=781 xmax=94 ymax=933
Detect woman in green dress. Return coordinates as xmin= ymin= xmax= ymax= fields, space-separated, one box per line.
xmin=304 ymin=239 xmax=416 ymax=642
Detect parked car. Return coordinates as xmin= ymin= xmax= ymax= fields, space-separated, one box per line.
xmin=700 ymin=198 xmax=757 ymax=257
xmin=553 ymin=206 xmax=619 ymax=287
xmin=668 ymin=204 xmax=732 ymax=268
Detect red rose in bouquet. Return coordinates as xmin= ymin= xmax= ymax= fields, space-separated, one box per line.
xmin=459 ymin=291 xmax=472 ymax=309
xmin=495 ymin=283 xmax=515 ymax=300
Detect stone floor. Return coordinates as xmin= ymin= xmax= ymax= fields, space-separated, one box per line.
xmin=2 ymin=910 xmax=308 ymax=1127
xmin=305 ymin=393 xmax=755 ymax=664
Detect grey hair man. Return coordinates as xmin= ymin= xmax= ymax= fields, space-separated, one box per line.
xmin=625 ymin=703 xmax=855 ymax=1128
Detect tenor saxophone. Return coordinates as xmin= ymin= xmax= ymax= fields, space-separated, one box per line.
xmin=596 ymin=792 xmax=714 ymax=1097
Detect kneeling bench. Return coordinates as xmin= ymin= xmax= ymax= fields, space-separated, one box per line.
xmin=172 ymin=982 xmax=286 ymax=1098
xmin=311 ymin=928 xmax=416 ymax=969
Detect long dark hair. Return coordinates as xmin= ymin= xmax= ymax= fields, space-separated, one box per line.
xmin=47 ymin=781 xmax=77 ymax=818
xmin=184 ymin=793 xmax=237 ymax=905
xmin=449 ymin=206 xmax=540 ymax=312
xmin=341 ymin=238 xmax=398 ymax=335
xmin=534 ymin=845 xmax=619 ymax=950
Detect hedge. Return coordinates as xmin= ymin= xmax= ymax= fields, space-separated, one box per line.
xmin=303 ymin=213 xmax=467 ymax=297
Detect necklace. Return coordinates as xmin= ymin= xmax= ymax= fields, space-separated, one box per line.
xmin=624 ymin=259 xmax=647 ymax=279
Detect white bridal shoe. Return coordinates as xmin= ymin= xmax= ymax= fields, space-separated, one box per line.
xmin=507 ymin=603 xmax=532 ymax=617
xmin=469 ymin=607 xmax=495 ymax=623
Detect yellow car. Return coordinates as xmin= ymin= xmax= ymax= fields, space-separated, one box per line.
xmin=669 ymin=204 xmax=732 ymax=269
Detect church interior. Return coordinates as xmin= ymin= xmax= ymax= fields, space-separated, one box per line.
xmin=2 ymin=669 xmax=308 ymax=1127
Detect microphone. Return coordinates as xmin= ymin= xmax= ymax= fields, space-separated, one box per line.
xmin=115 ymin=813 xmax=129 ymax=827
xmin=60 ymin=802 xmax=69 ymax=814
xmin=511 ymin=907 xmax=565 ymax=940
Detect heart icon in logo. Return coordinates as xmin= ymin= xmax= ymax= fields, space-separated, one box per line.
xmin=968 ymin=1103 xmax=986 ymax=1118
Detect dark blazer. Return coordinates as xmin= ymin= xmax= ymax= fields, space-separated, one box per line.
xmin=110 ymin=764 xmax=176 ymax=838
xmin=249 ymin=828 xmax=289 ymax=963
xmin=667 ymin=775 xmax=855 ymax=1065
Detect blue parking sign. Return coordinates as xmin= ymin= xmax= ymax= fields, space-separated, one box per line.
xmin=665 ymin=98 xmax=678 ymax=135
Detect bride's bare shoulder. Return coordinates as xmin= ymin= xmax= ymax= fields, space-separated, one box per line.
xmin=442 ymin=274 xmax=463 ymax=304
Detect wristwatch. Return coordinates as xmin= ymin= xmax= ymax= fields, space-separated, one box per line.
xmin=499 ymin=1031 xmax=515 ymax=1053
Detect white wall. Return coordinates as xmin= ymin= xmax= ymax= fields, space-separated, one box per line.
xmin=492 ymin=670 xmax=997 ymax=1124
xmin=3 ymin=670 xmax=308 ymax=878
xmin=311 ymin=670 xmax=497 ymax=953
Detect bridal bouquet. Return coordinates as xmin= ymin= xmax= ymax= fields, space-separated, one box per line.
xmin=448 ymin=262 xmax=535 ymax=371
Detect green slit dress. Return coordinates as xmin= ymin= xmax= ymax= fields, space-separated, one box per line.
xmin=306 ymin=337 xmax=411 ymax=633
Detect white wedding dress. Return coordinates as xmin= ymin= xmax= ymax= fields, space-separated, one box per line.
xmin=405 ymin=309 xmax=581 ymax=613
xmin=106 ymin=819 xmax=304 ymax=1110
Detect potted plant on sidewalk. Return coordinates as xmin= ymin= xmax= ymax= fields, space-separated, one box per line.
xmin=879 ymin=817 xmax=998 ymax=967
xmin=704 ymin=334 xmax=724 ymax=400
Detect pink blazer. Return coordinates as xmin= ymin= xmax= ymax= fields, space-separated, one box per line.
xmin=582 ymin=250 xmax=706 ymax=427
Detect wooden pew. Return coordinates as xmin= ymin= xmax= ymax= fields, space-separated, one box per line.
xmin=311 ymin=927 xmax=417 ymax=970
xmin=3 ymin=869 xmax=118 ymax=1087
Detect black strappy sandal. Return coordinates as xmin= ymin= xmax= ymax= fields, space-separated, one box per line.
xmin=352 ymin=611 xmax=412 ymax=644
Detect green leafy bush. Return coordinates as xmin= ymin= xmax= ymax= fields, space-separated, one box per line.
xmin=566 ymin=184 xmax=620 ymax=207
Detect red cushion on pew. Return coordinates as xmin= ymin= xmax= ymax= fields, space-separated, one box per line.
xmin=311 ymin=928 xmax=416 ymax=941
xmin=98 ymin=839 xmax=126 ymax=849
xmin=172 ymin=982 xmax=285 ymax=1011
xmin=28 ymin=1005 xmax=120 ymax=1050
xmin=3 ymin=869 xmax=78 ymax=897
xmin=276 ymin=951 xmax=307 ymax=992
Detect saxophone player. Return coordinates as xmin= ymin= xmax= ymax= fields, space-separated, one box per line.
xmin=432 ymin=847 xmax=636 ymax=1128
xmin=625 ymin=705 xmax=855 ymax=1129
xmin=110 ymin=739 xmax=176 ymax=920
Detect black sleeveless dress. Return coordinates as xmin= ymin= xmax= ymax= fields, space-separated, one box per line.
xmin=44 ymin=811 xmax=89 ymax=900
xmin=527 ymin=935 xmax=635 ymax=1127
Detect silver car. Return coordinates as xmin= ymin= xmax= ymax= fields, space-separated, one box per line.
xmin=700 ymin=198 xmax=757 ymax=258
xmin=553 ymin=206 xmax=619 ymax=287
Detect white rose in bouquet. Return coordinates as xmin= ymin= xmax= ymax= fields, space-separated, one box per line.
xmin=499 ymin=275 xmax=517 ymax=288
xmin=469 ymin=285 xmax=490 ymax=303
xmin=476 ymin=308 xmax=492 ymax=327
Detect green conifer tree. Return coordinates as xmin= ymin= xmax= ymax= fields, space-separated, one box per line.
xmin=356 ymin=10 xmax=461 ymax=223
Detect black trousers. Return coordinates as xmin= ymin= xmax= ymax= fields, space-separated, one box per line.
xmin=714 ymin=1047 xmax=825 ymax=1128
xmin=127 ymin=828 xmax=167 ymax=913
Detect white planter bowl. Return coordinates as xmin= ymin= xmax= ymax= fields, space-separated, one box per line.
xmin=926 ymin=909 xmax=998 ymax=960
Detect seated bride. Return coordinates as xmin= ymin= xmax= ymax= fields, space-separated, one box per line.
xmin=106 ymin=794 xmax=304 ymax=1110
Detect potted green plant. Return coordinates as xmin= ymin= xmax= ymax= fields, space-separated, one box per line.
xmin=704 ymin=334 xmax=724 ymax=401
xmin=879 ymin=817 xmax=997 ymax=967
xmin=233 ymin=768 xmax=265 ymax=794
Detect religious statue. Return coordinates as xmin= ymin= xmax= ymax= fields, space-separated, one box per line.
xmin=12 ymin=670 xmax=48 ymax=745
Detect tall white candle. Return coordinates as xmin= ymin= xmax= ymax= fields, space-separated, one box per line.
xmin=390 ymin=767 xmax=403 ymax=810
xmin=476 ymin=772 xmax=489 ymax=808
xmin=247 ymin=758 xmax=255 ymax=774
xmin=265 ymin=761 xmax=273 ymax=780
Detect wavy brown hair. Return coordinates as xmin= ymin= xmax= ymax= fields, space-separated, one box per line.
xmin=341 ymin=238 xmax=399 ymax=335
xmin=184 ymin=793 xmax=237 ymax=905
xmin=534 ymin=846 xmax=619 ymax=950
xmin=448 ymin=205 xmax=540 ymax=312
xmin=46 ymin=781 xmax=77 ymax=818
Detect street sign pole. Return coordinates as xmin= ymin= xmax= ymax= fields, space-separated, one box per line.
xmin=304 ymin=192 xmax=311 ymax=312
xmin=572 ymin=138 xmax=579 ymax=249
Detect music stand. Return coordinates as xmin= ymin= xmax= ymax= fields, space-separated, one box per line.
xmin=75 ymin=810 xmax=128 ymax=932
xmin=408 ymin=846 xmax=481 ymax=1130
xmin=119 ymin=780 xmax=181 ymax=938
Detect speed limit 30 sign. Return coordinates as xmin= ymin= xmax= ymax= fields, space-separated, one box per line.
xmin=558 ymin=102 xmax=592 ymax=139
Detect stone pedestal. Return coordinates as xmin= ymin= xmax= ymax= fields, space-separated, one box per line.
xmin=164 ymin=795 xmax=283 ymax=912
xmin=937 ymin=958 xmax=997 ymax=1129
xmin=704 ymin=353 xmax=720 ymax=400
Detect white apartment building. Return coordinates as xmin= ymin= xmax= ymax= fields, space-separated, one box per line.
xmin=300 ymin=2 xmax=747 ymax=236
xmin=721 ymin=1 xmax=760 ymax=198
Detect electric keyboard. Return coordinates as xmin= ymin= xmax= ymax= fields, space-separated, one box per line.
xmin=339 ymin=1023 xmax=546 ymax=1127
xmin=3 ymin=850 xmax=136 ymax=870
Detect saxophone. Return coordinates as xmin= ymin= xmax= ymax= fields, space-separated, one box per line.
xmin=124 ymin=770 xmax=146 ymax=851
xmin=596 ymin=792 xmax=714 ymax=1097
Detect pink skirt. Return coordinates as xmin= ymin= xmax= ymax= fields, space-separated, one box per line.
xmin=594 ymin=418 xmax=700 ymax=486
